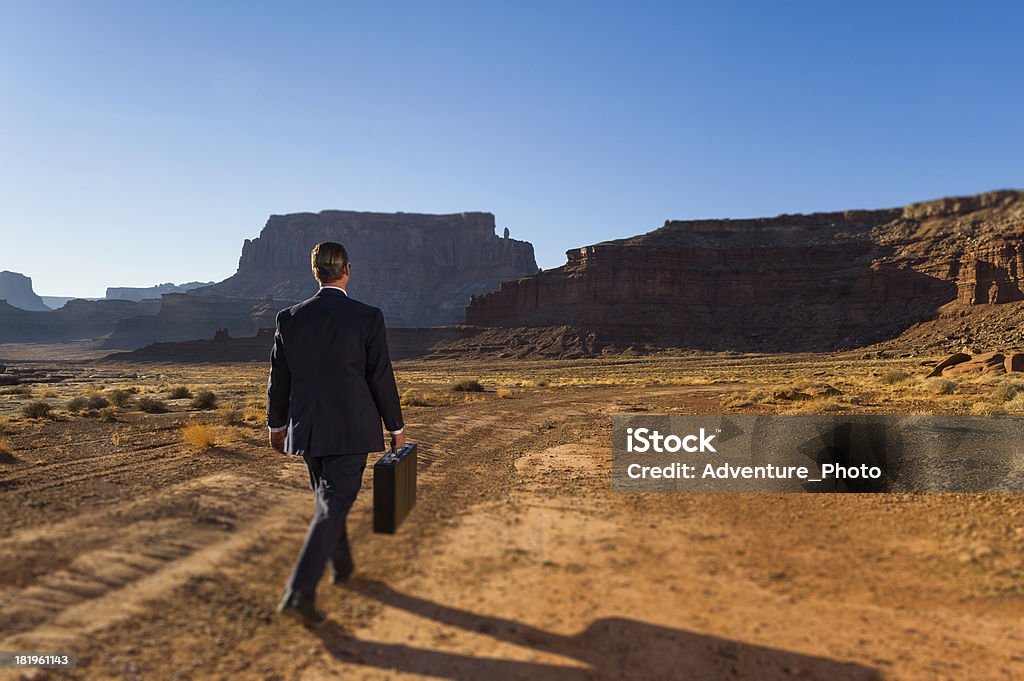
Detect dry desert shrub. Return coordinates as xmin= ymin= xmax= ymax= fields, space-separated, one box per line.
xmin=991 ymin=381 xmax=1024 ymax=403
xmin=85 ymin=393 xmax=110 ymax=410
xmin=136 ymin=396 xmax=168 ymax=414
xmin=40 ymin=388 xmax=58 ymax=398
xmin=924 ymin=378 xmax=957 ymax=395
xmin=66 ymin=396 xmax=89 ymax=413
xmin=169 ymin=386 xmax=192 ymax=399
xmin=1 ymin=385 xmax=32 ymax=397
xmin=68 ymin=393 xmax=110 ymax=413
xmin=1004 ymin=393 xmax=1024 ymax=413
xmin=496 ymin=387 xmax=514 ymax=399
xmin=191 ymin=390 xmax=218 ymax=410
xmin=107 ymin=389 xmax=133 ymax=408
xmin=220 ymin=406 xmax=244 ymax=426
xmin=181 ymin=423 xmax=217 ymax=450
xmin=0 ymin=435 xmax=11 ymax=456
xmin=99 ymin=406 xmax=118 ymax=422
xmin=970 ymin=401 xmax=1006 ymax=416
xmin=451 ymin=379 xmax=485 ymax=392
xmin=243 ymin=405 xmax=265 ymax=424
xmin=21 ymin=401 xmax=52 ymax=419
xmin=400 ymin=389 xmax=431 ymax=407
xmin=879 ymin=370 xmax=911 ymax=385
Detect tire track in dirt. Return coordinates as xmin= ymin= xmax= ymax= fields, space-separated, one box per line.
xmin=0 ymin=471 xmax=306 ymax=655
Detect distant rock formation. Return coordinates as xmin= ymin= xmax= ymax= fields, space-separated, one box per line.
xmin=466 ymin=190 xmax=1024 ymax=352
xmin=103 ymin=326 xmax=479 ymax=363
xmin=102 ymin=294 xmax=277 ymax=349
xmin=106 ymin=281 xmax=214 ymax=301
xmin=196 ymin=211 xmax=538 ymax=326
xmin=0 ymin=271 xmax=49 ymax=311
xmin=0 ymin=298 xmax=160 ymax=343
xmin=39 ymin=296 xmax=80 ymax=310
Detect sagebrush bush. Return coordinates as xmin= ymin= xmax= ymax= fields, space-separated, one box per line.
xmin=181 ymin=423 xmax=216 ymax=449
xmin=21 ymin=401 xmax=52 ymax=419
xmin=169 ymin=386 xmax=192 ymax=399
xmin=85 ymin=394 xmax=110 ymax=410
xmin=136 ymin=396 xmax=168 ymax=414
xmin=107 ymin=389 xmax=133 ymax=407
xmin=451 ymin=379 xmax=484 ymax=392
xmin=191 ymin=390 xmax=218 ymax=410
xmin=67 ymin=396 xmax=89 ymax=413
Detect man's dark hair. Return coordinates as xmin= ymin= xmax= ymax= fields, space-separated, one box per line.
xmin=311 ymin=242 xmax=349 ymax=283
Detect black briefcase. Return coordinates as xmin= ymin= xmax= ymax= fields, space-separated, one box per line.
xmin=372 ymin=443 xmax=417 ymax=534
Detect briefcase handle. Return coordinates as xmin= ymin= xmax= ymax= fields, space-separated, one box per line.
xmin=382 ymin=443 xmax=413 ymax=464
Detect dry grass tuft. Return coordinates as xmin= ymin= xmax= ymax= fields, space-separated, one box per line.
xmin=970 ymin=401 xmax=1006 ymax=416
xmin=879 ymin=370 xmax=911 ymax=385
xmin=0 ymin=435 xmax=12 ymax=456
xmin=181 ymin=423 xmax=217 ymax=450
xmin=496 ymin=387 xmax=514 ymax=399
xmin=924 ymin=378 xmax=957 ymax=395
xmin=400 ymin=389 xmax=431 ymax=407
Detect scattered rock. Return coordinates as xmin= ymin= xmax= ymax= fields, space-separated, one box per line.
xmin=1005 ymin=352 xmax=1024 ymax=373
xmin=945 ymin=351 xmax=1006 ymax=376
xmin=927 ymin=352 xmax=971 ymax=377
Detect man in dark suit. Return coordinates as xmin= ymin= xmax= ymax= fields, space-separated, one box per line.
xmin=267 ymin=241 xmax=405 ymax=627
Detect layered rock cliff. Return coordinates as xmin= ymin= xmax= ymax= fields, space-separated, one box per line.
xmin=197 ymin=211 xmax=538 ymax=326
xmin=0 ymin=271 xmax=50 ymax=311
xmin=466 ymin=190 xmax=1024 ymax=352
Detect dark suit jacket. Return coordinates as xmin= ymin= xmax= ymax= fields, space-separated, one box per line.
xmin=267 ymin=288 xmax=404 ymax=456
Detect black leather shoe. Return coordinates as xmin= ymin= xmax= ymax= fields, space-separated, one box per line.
xmin=331 ymin=546 xmax=355 ymax=585
xmin=277 ymin=591 xmax=326 ymax=628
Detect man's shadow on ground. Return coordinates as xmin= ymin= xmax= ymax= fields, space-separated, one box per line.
xmin=313 ymin=578 xmax=881 ymax=681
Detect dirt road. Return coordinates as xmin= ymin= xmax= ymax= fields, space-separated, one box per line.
xmin=1 ymin=376 xmax=1023 ymax=680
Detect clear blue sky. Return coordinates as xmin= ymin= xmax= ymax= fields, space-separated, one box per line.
xmin=1 ymin=1 xmax=1021 ymax=298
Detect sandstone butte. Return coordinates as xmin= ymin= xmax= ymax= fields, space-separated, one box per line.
xmin=195 ymin=210 xmax=538 ymax=327
xmin=465 ymin=190 xmax=1024 ymax=353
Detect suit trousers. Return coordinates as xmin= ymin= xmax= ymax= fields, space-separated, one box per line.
xmin=286 ymin=453 xmax=368 ymax=598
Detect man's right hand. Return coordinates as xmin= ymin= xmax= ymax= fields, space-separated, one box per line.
xmin=270 ymin=430 xmax=286 ymax=454
xmin=391 ymin=431 xmax=406 ymax=451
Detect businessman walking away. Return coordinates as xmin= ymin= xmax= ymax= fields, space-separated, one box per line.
xmin=267 ymin=241 xmax=405 ymax=627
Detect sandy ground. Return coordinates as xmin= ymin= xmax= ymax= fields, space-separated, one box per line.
xmin=1 ymin=358 xmax=1023 ymax=680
